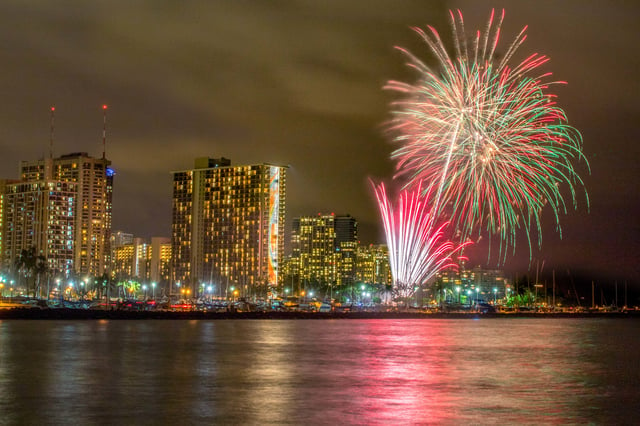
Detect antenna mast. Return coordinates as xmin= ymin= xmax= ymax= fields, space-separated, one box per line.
xmin=102 ymin=104 xmax=108 ymax=160
xmin=50 ymin=106 xmax=55 ymax=159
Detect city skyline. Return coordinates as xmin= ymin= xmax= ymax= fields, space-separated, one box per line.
xmin=0 ymin=1 xmax=638 ymax=288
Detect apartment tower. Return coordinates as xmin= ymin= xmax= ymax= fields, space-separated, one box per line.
xmin=18 ymin=153 xmax=114 ymax=276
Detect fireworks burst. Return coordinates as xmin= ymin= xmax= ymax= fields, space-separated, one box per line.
xmin=372 ymin=181 xmax=470 ymax=301
xmin=386 ymin=9 xmax=589 ymax=259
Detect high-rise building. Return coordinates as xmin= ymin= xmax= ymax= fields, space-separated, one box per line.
xmin=292 ymin=214 xmax=338 ymax=287
xmin=291 ymin=214 xmax=359 ymax=287
xmin=17 ymin=153 xmax=114 ymax=277
xmin=171 ymin=157 xmax=286 ymax=297
xmin=0 ymin=179 xmax=8 ymax=267
xmin=1 ymin=179 xmax=76 ymax=276
xmin=334 ymin=215 xmax=357 ymax=246
xmin=1 ymin=153 xmax=113 ymax=278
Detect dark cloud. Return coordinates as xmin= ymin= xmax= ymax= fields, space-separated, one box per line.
xmin=0 ymin=0 xmax=638 ymax=287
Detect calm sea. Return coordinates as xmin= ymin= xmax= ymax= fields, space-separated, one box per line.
xmin=0 ymin=318 xmax=638 ymax=425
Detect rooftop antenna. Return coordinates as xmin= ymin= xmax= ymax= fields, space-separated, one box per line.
xmin=102 ymin=104 xmax=108 ymax=160
xmin=49 ymin=106 xmax=55 ymax=159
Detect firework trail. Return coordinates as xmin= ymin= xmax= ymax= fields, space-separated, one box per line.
xmin=386 ymin=9 xmax=589 ymax=259
xmin=372 ymin=181 xmax=470 ymax=300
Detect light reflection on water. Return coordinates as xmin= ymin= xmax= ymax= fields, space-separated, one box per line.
xmin=0 ymin=318 xmax=638 ymax=425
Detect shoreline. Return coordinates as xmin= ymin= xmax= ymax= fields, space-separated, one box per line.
xmin=1 ymin=308 xmax=638 ymax=320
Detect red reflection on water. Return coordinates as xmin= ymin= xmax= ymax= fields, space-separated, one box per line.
xmin=351 ymin=319 xmax=458 ymax=423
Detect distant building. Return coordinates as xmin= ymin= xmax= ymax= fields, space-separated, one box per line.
xmin=291 ymin=214 xmax=359 ymax=288
xmin=292 ymin=214 xmax=338 ymax=288
xmin=334 ymin=215 xmax=358 ymax=286
xmin=334 ymin=214 xmax=357 ymax=245
xmin=354 ymin=244 xmax=392 ymax=287
xmin=149 ymin=237 xmax=171 ymax=286
xmin=1 ymin=152 xmax=113 ymax=277
xmin=468 ymin=265 xmax=509 ymax=300
xmin=437 ymin=263 xmax=509 ymax=304
xmin=170 ymin=157 xmax=287 ymax=297
xmin=111 ymin=235 xmax=171 ymax=290
xmin=112 ymin=238 xmax=140 ymax=280
xmin=112 ymin=231 xmax=134 ymax=248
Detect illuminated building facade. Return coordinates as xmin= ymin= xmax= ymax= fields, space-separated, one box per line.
xmin=149 ymin=237 xmax=171 ymax=286
xmin=335 ymin=214 xmax=358 ymax=286
xmin=171 ymin=157 xmax=286 ymax=296
xmin=111 ymin=236 xmax=171 ymax=288
xmin=112 ymin=239 xmax=138 ymax=280
xmin=436 ymin=263 xmax=509 ymax=304
xmin=469 ymin=266 xmax=509 ymax=300
xmin=291 ymin=214 xmax=358 ymax=287
xmin=337 ymin=241 xmax=358 ymax=286
xmin=0 ymin=180 xmax=6 ymax=266
xmin=292 ymin=215 xmax=338 ymax=287
xmin=0 ymin=179 xmax=76 ymax=275
xmin=18 ymin=153 xmax=114 ymax=276
xmin=354 ymin=244 xmax=392 ymax=287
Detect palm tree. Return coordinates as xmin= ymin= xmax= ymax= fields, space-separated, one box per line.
xmin=34 ymin=255 xmax=48 ymax=298
xmin=97 ymin=273 xmax=111 ymax=300
xmin=123 ymin=280 xmax=141 ymax=299
xmin=14 ymin=246 xmax=37 ymax=297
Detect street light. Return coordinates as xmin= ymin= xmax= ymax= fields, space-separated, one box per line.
xmin=493 ymin=288 xmax=498 ymax=305
xmin=142 ymin=284 xmax=147 ymax=300
xmin=151 ymin=282 xmax=156 ymax=300
xmin=456 ymin=286 xmax=461 ymax=303
xmin=475 ymin=287 xmax=480 ymax=305
xmin=55 ymin=279 xmax=61 ymax=301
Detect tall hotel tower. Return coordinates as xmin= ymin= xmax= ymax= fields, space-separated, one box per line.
xmin=3 ymin=153 xmax=114 ymax=277
xmin=171 ymin=157 xmax=286 ymax=296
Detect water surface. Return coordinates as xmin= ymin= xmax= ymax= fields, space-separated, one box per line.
xmin=1 ymin=318 xmax=638 ymax=425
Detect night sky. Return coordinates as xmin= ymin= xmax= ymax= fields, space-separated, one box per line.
xmin=1 ymin=1 xmax=638 ymax=289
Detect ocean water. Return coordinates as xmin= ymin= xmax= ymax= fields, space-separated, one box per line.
xmin=0 ymin=318 xmax=638 ymax=425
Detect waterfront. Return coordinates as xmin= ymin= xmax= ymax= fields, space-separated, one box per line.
xmin=1 ymin=318 xmax=639 ymax=425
